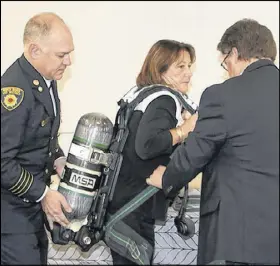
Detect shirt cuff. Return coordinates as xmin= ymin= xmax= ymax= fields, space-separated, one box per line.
xmin=54 ymin=156 xmax=66 ymax=168
xmin=36 ymin=185 xmax=49 ymax=202
xmin=55 ymin=156 xmax=67 ymax=161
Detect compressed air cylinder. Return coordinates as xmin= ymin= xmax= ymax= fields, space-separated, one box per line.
xmin=58 ymin=113 xmax=113 ymax=221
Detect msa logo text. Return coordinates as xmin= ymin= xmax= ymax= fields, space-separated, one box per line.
xmin=70 ymin=173 xmax=95 ymax=189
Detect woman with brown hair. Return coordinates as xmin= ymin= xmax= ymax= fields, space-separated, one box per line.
xmin=108 ymin=39 xmax=198 ymax=265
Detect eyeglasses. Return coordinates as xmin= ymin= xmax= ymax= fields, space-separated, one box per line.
xmin=221 ymin=50 xmax=232 ymax=71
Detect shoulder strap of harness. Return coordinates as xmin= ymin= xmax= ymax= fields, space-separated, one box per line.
xmin=129 ymin=84 xmax=197 ymax=115
xmin=110 ymin=85 xmax=198 ymax=154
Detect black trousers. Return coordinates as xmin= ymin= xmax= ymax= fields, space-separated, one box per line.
xmin=209 ymin=260 xmax=263 ymax=265
xmin=1 ymin=231 xmax=48 ymax=265
xmin=110 ymin=210 xmax=155 ymax=265
xmin=225 ymin=262 xmax=262 ymax=265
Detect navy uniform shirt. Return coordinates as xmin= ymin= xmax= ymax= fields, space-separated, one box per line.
xmin=1 ymin=54 xmax=64 ymax=233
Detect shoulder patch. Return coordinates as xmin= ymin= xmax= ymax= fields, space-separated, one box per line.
xmin=1 ymin=87 xmax=24 ymax=111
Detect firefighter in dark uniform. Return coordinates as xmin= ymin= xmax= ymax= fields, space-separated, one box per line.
xmin=1 ymin=12 xmax=74 ymax=265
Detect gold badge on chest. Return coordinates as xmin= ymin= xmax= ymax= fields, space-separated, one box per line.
xmin=33 ymin=79 xmax=39 ymax=86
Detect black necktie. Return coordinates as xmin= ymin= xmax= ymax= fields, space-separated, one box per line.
xmin=49 ymin=81 xmax=57 ymax=116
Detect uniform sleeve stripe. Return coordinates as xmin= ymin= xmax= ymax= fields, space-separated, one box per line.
xmin=18 ymin=173 xmax=34 ymax=197
xmin=11 ymin=168 xmax=28 ymax=194
xmin=10 ymin=168 xmax=34 ymax=197
xmin=16 ymin=171 xmax=33 ymax=196
xmin=9 ymin=168 xmax=25 ymax=192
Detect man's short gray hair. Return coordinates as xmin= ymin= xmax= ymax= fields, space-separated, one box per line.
xmin=23 ymin=12 xmax=65 ymax=44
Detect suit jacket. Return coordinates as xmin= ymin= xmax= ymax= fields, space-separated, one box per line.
xmin=162 ymin=59 xmax=279 ymax=264
xmin=1 ymin=54 xmax=64 ymax=234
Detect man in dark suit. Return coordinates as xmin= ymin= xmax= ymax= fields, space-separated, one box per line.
xmin=146 ymin=19 xmax=279 ymax=265
xmin=1 ymin=12 xmax=74 ymax=264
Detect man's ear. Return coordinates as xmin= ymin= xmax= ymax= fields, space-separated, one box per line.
xmin=28 ymin=43 xmax=41 ymax=60
xmin=231 ymin=47 xmax=239 ymax=64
